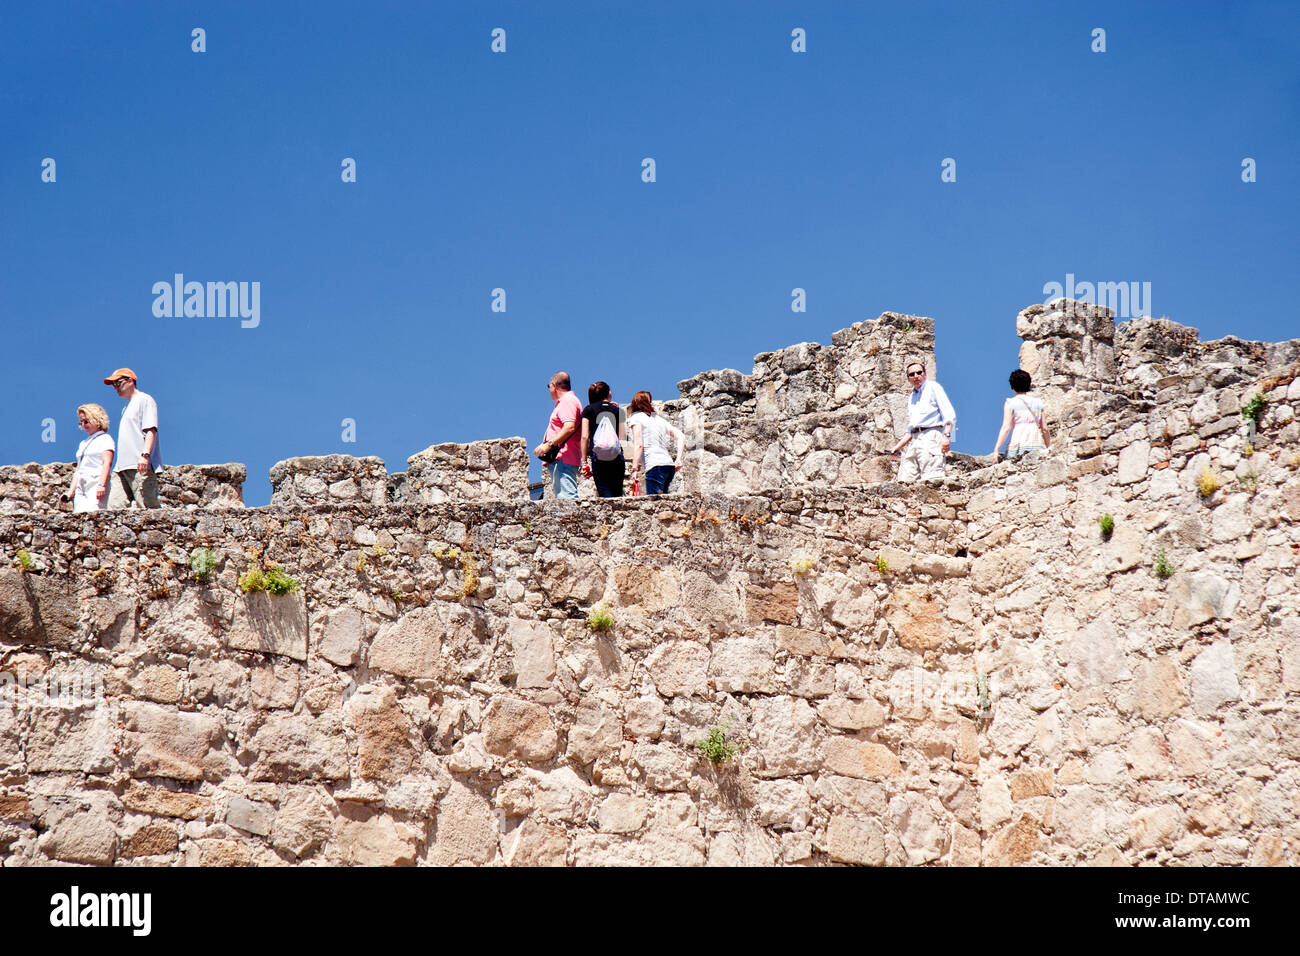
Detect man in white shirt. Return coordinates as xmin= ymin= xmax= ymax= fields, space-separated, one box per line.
xmin=104 ymin=367 xmax=162 ymax=509
xmin=889 ymin=361 xmax=956 ymax=482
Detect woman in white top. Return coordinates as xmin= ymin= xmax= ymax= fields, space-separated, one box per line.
xmin=992 ymin=369 xmax=1050 ymax=461
xmin=63 ymin=404 xmax=116 ymax=512
xmin=627 ymin=390 xmax=685 ymax=495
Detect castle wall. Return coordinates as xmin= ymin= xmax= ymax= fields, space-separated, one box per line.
xmin=0 ymin=463 xmax=246 ymax=514
xmin=1 ymin=300 xmax=1298 ymax=867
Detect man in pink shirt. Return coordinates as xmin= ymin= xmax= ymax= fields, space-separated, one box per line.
xmin=533 ymin=371 xmax=583 ymax=499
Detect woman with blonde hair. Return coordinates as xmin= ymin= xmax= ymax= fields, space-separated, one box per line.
xmin=627 ymin=391 xmax=685 ymax=495
xmin=62 ymin=404 xmax=115 ymax=512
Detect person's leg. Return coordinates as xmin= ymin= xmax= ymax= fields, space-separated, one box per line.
xmin=646 ymin=465 xmax=673 ymax=494
xmin=554 ymin=463 xmax=579 ymax=499
xmin=108 ymin=471 xmax=134 ymax=509
xmin=593 ymin=458 xmax=624 ymax=498
xmin=657 ymin=465 xmax=674 ymax=494
xmin=896 ymin=442 xmax=920 ymax=482
xmin=917 ymin=430 xmax=946 ymax=480
xmin=139 ymin=471 xmax=161 ymax=508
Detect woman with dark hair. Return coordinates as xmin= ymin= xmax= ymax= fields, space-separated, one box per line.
xmin=627 ymin=391 xmax=685 ymax=495
xmin=580 ymin=381 xmax=626 ymax=497
xmin=992 ymin=369 xmax=1050 ymax=461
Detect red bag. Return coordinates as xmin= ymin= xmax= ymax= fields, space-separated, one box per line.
xmin=629 ymin=478 xmax=643 ymax=497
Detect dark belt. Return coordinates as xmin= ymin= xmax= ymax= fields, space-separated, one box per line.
xmin=910 ymin=425 xmax=944 ymax=435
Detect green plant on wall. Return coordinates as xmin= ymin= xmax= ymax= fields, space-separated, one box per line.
xmin=189 ymin=547 xmax=217 ymax=580
xmin=239 ymin=562 xmax=300 ymax=595
xmin=15 ymin=549 xmax=33 ymax=572
xmin=1241 ymin=393 xmax=1265 ymax=424
xmin=1099 ymin=513 xmax=1114 ymax=541
xmin=695 ymin=724 xmax=746 ymax=766
xmin=586 ymin=600 xmax=616 ymax=633
xmin=1154 ymin=548 xmax=1174 ymax=580
xmin=876 ymin=555 xmax=889 ymax=574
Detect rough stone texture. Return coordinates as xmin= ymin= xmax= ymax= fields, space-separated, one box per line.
xmin=1 ymin=299 xmax=1298 ymax=868
xmin=227 ymin=591 xmax=308 ymax=661
xmin=402 ymin=438 xmax=530 ymax=505
xmin=0 ymin=462 xmax=244 ymax=513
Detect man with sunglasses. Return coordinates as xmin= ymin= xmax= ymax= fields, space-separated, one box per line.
xmin=103 ymin=367 xmax=162 ymax=508
xmin=888 ymin=361 xmax=955 ymax=482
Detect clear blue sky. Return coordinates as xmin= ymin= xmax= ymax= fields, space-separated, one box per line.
xmin=3 ymin=1 xmax=1297 ymax=504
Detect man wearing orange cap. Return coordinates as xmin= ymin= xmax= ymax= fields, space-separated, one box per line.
xmin=104 ymin=368 xmax=162 ymax=509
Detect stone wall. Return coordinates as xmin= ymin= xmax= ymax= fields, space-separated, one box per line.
xmin=666 ymin=312 xmax=933 ymax=495
xmin=1 ymin=298 xmax=1298 ymax=867
xmin=0 ymin=463 xmax=246 ymax=514
xmin=397 ymin=438 xmax=530 ymax=505
xmin=271 ymin=440 xmax=530 ymax=509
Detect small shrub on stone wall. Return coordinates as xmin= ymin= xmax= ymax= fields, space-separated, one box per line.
xmin=1241 ymin=393 xmax=1265 ymax=424
xmin=876 ymin=555 xmax=889 ymax=574
xmin=239 ymin=563 xmax=300 ymax=595
xmin=695 ymin=724 xmax=746 ymax=765
xmin=1099 ymin=513 xmax=1115 ymax=541
xmin=189 ymin=547 xmax=217 ymax=580
xmin=1198 ymin=467 xmax=1221 ymax=498
xmin=457 ymin=552 xmax=480 ymax=598
xmin=587 ymin=600 xmax=616 ymax=633
xmin=15 ymin=549 xmax=32 ymax=572
xmin=789 ymin=554 xmax=816 ymax=575
xmin=1154 ymin=548 xmax=1174 ymax=580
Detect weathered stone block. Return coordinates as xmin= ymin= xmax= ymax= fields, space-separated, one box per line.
xmin=826 ymin=814 xmax=885 ymax=865
xmin=369 ymin=605 xmax=442 ymax=678
xmin=822 ymin=737 xmax=901 ymax=778
xmin=227 ymin=797 xmax=275 ymax=836
xmin=248 ymin=711 xmax=349 ymax=781
xmin=318 ymin=606 xmax=363 ymax=667
xmin=227 ymin=591 xmax=307 ymax=661
xmin=507 ymin=618 xmax=556 ymax=689
xmin=645 ymin=640 xmax=710 ymax=697
xmin=123 ymin=702 xmax=222 ymax=781
xmin=345 ymin=684 xmax=415 ymax=783
xmin=483 ymin=697 xmax=558 ymax=762
xmin=745 ymin=580 xmax=798 ymax=625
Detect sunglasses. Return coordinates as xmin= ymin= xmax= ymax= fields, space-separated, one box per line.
xmin=907 ymin=371 xmax=925 ymax=378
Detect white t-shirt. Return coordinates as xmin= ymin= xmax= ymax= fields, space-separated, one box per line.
xmin=115 ymin=390 xmax=161 ymax=472
xmin=74 ymin=431 xmax=115 ymax=511
xmin=628 ymin=412 xmax=676 ymax=469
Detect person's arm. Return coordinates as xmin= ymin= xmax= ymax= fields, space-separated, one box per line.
xmin=63 ymin=466 xmax=78 ymax=503
xmin=534 ymin=406 xmax=579 ymax=460
xmin=138 ymin=428 xmax=156 ymax=474
xmin=992 ymin=400 xmax=1013 ymax=458
xmin=137 ymin=395 xmax=159 ymax=474
xmin=97 ymin=448 xmax=114 ymax=500
xmin=1039 ymin=404 xmax=1051 ymax=448
xmin=580 ymin=417 xmax=592 ymax=476
xmin=630 ymin=423 xmax=643 ymax=473
xmin=933 ymin=383 xmax=956 ymax=452
xmin=669 ymin=423 xmax=686 ymax=469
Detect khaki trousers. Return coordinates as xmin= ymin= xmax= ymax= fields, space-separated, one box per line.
xmin=897 ymin=429 xmax=946 ymax=482
xmin=109 ymin=469 xmax=160 ymax=509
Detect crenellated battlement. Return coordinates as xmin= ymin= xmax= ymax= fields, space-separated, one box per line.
xmin=1 ymin=300 xmax=1298 ymax=868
